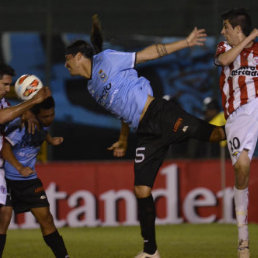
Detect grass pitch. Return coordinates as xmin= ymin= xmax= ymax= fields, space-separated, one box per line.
xmin=3 ymin=223 xmax=258 ymax=258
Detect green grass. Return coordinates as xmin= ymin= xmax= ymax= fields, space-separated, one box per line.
xmin=3 ymin=224 xmax=258 ymax=258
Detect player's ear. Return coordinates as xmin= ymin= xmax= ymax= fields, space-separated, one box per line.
xmin=235 ymin=25 xmax=242 ymax=34
xmin=75 ymin=52 xmax=83 ymax=61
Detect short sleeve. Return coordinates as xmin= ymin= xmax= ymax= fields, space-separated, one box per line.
xmin=5 ymin=118 xmax=24 ymax=146
xmin=214 ymin=41 xmax=230 ymax=66
xmin=104 ymin=50 xmax=136 ymax=70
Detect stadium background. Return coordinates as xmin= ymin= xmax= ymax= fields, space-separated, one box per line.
xmin=0 ymin=0 xmax=257 ymax=161
xmin=1 ymin=0 xmax=258 ymax=229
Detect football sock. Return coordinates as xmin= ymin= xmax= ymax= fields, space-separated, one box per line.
xmin=43 ymin=230 xmax=69 ymax=258
xmin=0 ymin=234 xmax=6 ymax=257
xmin=137 ymin=195 xmax=157 ymax=254
xmin=234 ymin=187 xmax=249 ymax=241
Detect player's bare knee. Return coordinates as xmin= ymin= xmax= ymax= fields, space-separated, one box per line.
xmin=234 ymin=152 xmax=250 ymax=189
xmin=134 ymin=185 xmax=151 ymax=198
xmin=235 ymin=176 xmax=249 ymax=189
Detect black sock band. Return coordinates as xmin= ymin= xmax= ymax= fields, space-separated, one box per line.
xmin=0 ymin=234 xmax=6 ymax=258
xmin=137 ymin=195 xmax=157 ymax=254
xmin=43 ymin=230 xmax=69 ymax=258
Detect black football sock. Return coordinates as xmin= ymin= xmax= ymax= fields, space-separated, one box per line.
xmin=43 ymin=230 xmax=69 ymax=258
xmin=137 ymin=195 xmax=157 ymax=254
xmin=0 ymin=234 xmax=6 ymax=258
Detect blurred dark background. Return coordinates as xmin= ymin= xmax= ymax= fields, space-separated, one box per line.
xmin=0 ymin=0 xmax=257 ymax=36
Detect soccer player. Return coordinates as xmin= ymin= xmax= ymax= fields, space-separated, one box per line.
xmin=0 ymin=96 xmax=69 ymax=258
xmin=64 ymin=27 xmax=226 ymax=258
xmin=0 ymin=64 xmax=50 ymax=207
xmin=215 ymin=8 xmax=258 ymax=258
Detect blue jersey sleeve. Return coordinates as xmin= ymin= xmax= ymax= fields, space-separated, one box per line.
xmin=5 ymin=118 xmax=24 ymax=146
xmin=103 ymin=50 xmax=136 ymax=71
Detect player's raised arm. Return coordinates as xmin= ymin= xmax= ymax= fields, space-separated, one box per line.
xmin=90 ymin=14 xmax=103 ymax=54
xmin=135 ymin=27 xmax=207 ymax=64
xmin=217 ymin=28 xmax=258 ymax=66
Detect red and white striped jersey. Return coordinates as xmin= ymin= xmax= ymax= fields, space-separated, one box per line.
xmin=215 ymin=41 xmax=258 ymax=119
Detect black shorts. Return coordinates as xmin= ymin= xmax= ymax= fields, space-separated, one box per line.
xmin=134 ymin=98 xmax=215 ymax=187
xmin=5 ymin=178 xmax=49 ymax=214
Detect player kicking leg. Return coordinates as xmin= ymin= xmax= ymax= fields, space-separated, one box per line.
xmin=132 ymin=99 xmax=225 ymax=257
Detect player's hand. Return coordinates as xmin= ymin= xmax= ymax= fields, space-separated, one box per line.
xmin=186 ymin=27 xmax=207 ymax=47
xmin=92 ymin=14 xmax=102 ymax=30
xmin=21 ymin=110 xmax=39 ymax=134
xmin=18 ymin=166 xmax=35 ymax=177
xmin=32 ymin=87 xmax=51 ymax=104
xmin=49 ymin=137 xmax=64 ymax=146
xmin=249 ymin=28 xmax=258 ymax=41
xmin=107 ymin=140 xmax=127 ymax=157
xmin=91 ymin=14 xmax=103 ymax=54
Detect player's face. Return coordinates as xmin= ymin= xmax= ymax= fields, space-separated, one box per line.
xmin=0 ymin=74 xmax=12 ymax=99
xmin=37 ymin=108 xmax=55 ymax=127
xmin=220 ymin=20 xmax=239 ymax=46
xmin=65 ymin=54 xmax=79 ymax=75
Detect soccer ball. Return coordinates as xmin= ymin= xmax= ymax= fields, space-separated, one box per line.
xmin=15 ymin=74 xmax=43 ymax=100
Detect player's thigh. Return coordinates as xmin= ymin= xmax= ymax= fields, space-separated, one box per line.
xmin=226 ymin=105 xmax=258 ymax=165
xmin=134 ymin=140 xmax=168 ymax=188
xmin=7 ymin=178 xmax=50 ymax=214
xmin=162 ymin=100 xmax=214 ymax=142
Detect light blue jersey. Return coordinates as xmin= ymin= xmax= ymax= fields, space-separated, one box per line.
xmin=88 ymin=49 xmax=153 ymax=129
xmin=4 ymin=118 xmax=48 ymax=180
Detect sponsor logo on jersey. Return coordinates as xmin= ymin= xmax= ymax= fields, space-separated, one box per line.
xmin=98 ymin=83 xmax=112 ymax=105
xmin=231 ymin=66 xmax=258 ymax=77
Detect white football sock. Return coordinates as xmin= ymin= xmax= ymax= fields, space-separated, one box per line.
xmin=234 ymin=186 xmax=249 ymax=241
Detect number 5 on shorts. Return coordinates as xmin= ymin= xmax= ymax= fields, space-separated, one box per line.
xmin=135 ymin=147 xmax=146 ymax=163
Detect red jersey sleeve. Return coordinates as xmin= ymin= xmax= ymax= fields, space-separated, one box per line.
xmin=214 ymin=41 xmax=227 ymax=66
xmin=215 ymin=41 xmax=227 ymax=57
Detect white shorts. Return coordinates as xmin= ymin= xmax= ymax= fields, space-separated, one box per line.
xmin=225 ymin=98 xmax=258 ymax=165
xmin=0 ymin=168 xmax=7 ymax=205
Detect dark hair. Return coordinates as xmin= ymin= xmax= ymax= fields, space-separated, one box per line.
xmin=221 ymin=8 xmax=252 ymax=36
xmin=65 ymin=40 xmax=95 ymax=58
xmin=31 ymin=96 xmax=55 ymax=115
xmin=0 ymin=63 xmax=15 ymax=79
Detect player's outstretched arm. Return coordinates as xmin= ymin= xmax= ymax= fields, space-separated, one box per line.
xmin=0 ymin=87 xmax=51 ymax=125
xmin=217 ymin=28 xmax=258 ymax=66
xmin=136 ymin=27 xmax=207 ymax=64
xmin=107 ymin=121 xmax=129 ymax=157
xmin=2 ymin=140 xmax=34 ymax=177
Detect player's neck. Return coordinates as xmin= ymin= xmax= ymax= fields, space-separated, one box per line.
xmin=82 ymin=59 xmax=92 ymax=79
